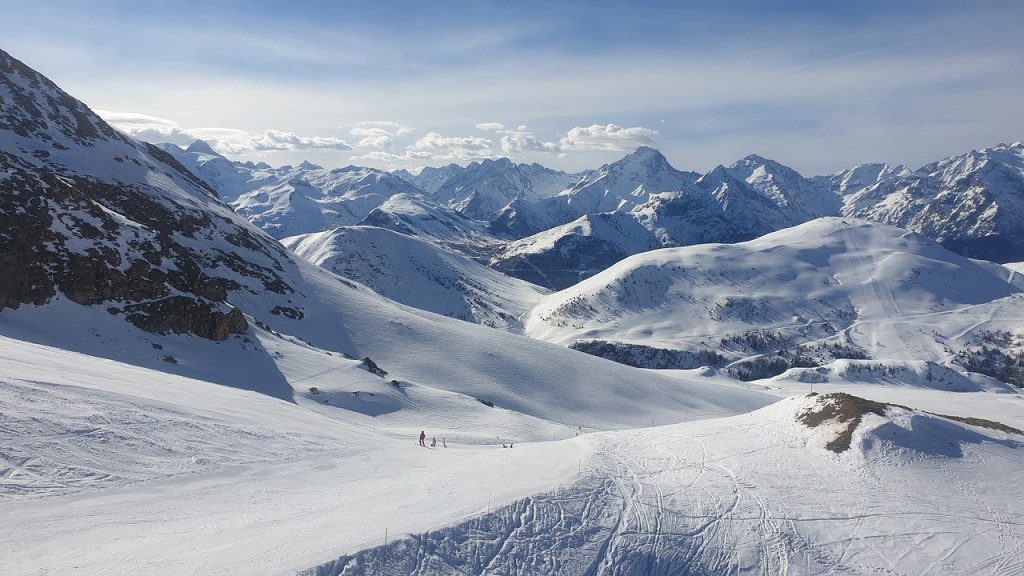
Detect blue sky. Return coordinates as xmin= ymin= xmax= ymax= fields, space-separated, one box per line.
xmin=2 ymin=0 xmax=1022 ymax=174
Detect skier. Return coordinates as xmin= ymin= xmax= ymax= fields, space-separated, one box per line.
xmin=443 ymin=437 xmax=447 ymax=448
xmin=430 ymin=437 xmax=437 ymax=448
xmin=419 ymin=430 xmax=426 ymax=447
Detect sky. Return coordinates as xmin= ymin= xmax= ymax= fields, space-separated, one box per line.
xmin=2 ymin=0 xmax=1023 ymax=175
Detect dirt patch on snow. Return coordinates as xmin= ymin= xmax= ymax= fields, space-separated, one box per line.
xmin=797 ymin=393 xmax=891 ymax=452
xmin=797 ymin=392 xmax=1022 ymax=453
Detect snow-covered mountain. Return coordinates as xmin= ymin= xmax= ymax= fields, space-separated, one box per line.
xmin=430 ymin=157 xmax=577 ymax=220
xmin=393 ymin=163 xmax=465 ymax=194
xmin=0 ymin=50 xmax=268 ymax=342
xmin=359 ymin=192 xmax=502 ymax=256
xmin=488 ymin=146 xmax=698 ymax=238
xmin=229 ymin=164 xmax=422 ymax=239
xmin=729 ymin=153 xmax=842 ymax=218
xmin=632 ymin=164 xmax=802 ymax=246
xmin=159 ymin=142 xmax=426 ymax=238
xmin=840 ymin=142 xmax=1024 ymax=262
xmin=555 ymin=146 xmax=699 ymax=214
xmin=527 ymin=218 xmax=1024 ymax=381
xmin=156 ymin=140 xmax=265 ymax=200
xmin=282 ymin=225 xmax=544 ymax=329
xmin=0 ymin=47 xmax=760 ymax=427
xmin=812 ymin=162 xmax=912 ymax=198
xmin=490 ymin=212 xmax=660 ymax=289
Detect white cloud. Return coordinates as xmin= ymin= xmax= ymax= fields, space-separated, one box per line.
xmin=349 ymin=150 xmax=434 ymax=163
xmin=249 ymin=129 xmax=352 ymax=151
xmin=475 ymin=122 xmax=506 ymax=132
xmin=351 ymin=120 xmax=415 ymax=136
xmin=404 ymin=132 xmax=496 ymax=161
xmin=355 ymin=134 xmax=393 ymax=149
xmin=97 ymin=111 xmax=198 ymax=147
xmin=499 ymin=132 xmax=558 ymax=154
xmin=559 ymin=124 xmax=658 ymax=152
xmin=97 ymin=111 xmax=352 ymax=154
xmin=349 ymin=121 xmax=416 ymax=150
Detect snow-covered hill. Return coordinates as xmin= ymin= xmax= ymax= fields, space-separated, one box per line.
xmin=527 ymin=218 xmax=1024 ymax=383
xmin=282 ymin=225 xmax=544 ymax=329
xmin=307 ymin=392 xmax=1024 ymax=575
xmin=490 ymin=212 xmax=660 ymax=289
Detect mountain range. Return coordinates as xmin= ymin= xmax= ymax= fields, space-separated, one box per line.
xmin=4 ymin=47 xmax=1024 ymax=575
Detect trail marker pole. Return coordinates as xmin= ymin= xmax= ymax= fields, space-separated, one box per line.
xmin=381 ymin=527 xmax=387 ymax=576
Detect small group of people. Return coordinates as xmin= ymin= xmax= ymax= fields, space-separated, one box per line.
xmin=418 ymin=430 xmax=446 ymax=448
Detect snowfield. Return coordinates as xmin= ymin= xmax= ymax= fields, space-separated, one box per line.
xmin=5 ymin=334 xmax=1020 ymax=575
xmin=526 ymin=218 xmax=1024 ymax=379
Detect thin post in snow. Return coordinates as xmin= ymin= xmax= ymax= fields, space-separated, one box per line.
xmin=381 ymin=527 xmax=387 ymax=576
xmin=487 ymin=490 xmax=491 ymax=515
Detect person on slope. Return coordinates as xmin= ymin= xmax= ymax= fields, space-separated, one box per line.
xmin=419 ymin=430 xmax=426 ymax=447
xmin=430 ymin=437 xmax=437 ymax=448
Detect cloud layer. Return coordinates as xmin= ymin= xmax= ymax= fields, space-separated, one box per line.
xmin=102 ymin=110 xmax=662 ymax=167
xmin=100 ymin=111 xmax=352 ymax=154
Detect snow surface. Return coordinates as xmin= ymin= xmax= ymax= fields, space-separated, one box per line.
xmin=526 ymin=218 xmax=1024 ymax=375
xmin=282 ymin=225 xmax=544 ymax=329
xmin=4 ymin=337 xmax=1023 ymax=575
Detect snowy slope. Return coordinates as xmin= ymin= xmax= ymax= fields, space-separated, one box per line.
xmin=526 ymin=218 xmax=1024 ymax=383
xmin=282 ymin=225 xmax=545 ymax=329
xmin=306 ymin=392 xmax=1024 ymax=575
xmin=490 ymin=212 xmax=661 ymax=289
xmin=0 ymin=335 xmax=589 ymax=574
xmin=6 ymin=339 xmax=1021 ymax=575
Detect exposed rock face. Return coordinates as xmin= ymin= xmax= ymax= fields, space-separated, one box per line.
xmin=0 ymin=48 xmax=303 ymax=341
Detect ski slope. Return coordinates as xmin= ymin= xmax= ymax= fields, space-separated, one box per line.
xmin=304 ymin=394 xmax=1024 ymax=575
xmin=0 ymin=336 xmax=587 ymax=575
xmin=5 ymin=336 xmax=1021 ymax=576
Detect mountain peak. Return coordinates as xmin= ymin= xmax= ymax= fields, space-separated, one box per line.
xmin=184 ymin=139 xmax=219 ymax=156
xmin=623 ymin=146 xmax=665 ymax=161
